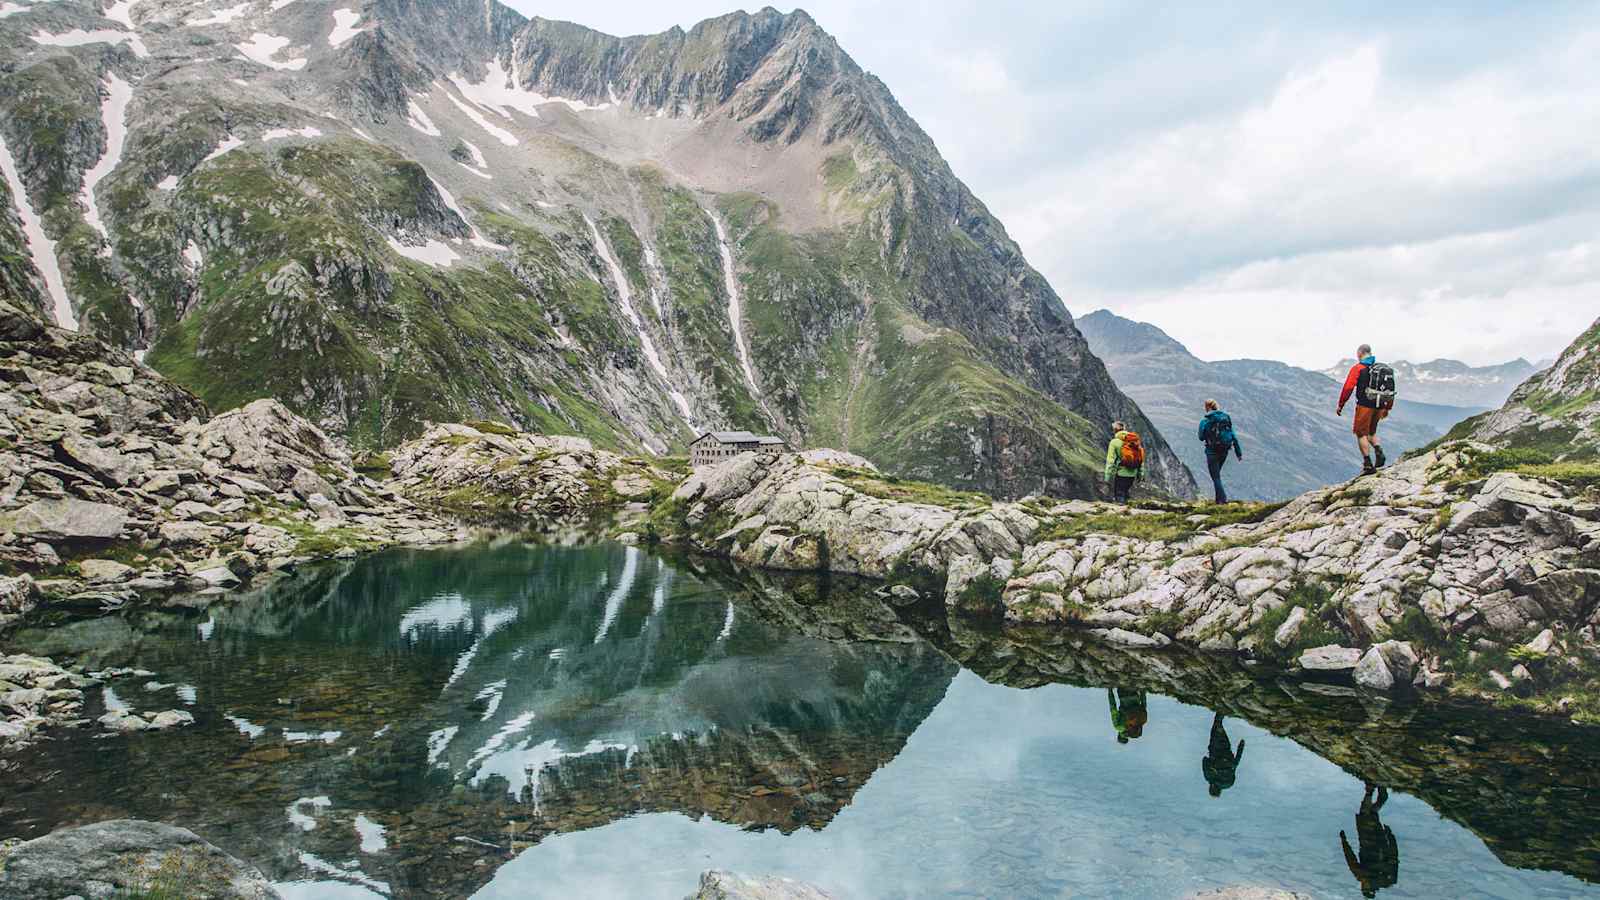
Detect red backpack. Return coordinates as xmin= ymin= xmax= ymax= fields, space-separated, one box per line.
xmin=1120 ymin=432 xmax=1145 ymax=469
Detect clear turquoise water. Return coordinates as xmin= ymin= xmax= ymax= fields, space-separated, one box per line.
xmin=3 ymin=541 xmax=1598 ymax=899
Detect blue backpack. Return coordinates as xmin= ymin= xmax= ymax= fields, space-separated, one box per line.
xmin=1204 ymin=413 xmax=1235 ymax=452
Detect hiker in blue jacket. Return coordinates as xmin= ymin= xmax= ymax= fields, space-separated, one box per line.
xmin=1198 ymin=400 xmax=1243 ymax=504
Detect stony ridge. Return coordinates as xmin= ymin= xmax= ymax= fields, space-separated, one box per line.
xmin=657 ymin=444 xmax=1600 ymax=718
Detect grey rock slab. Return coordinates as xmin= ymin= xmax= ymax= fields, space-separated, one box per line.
xmin=190 ymin=567 xmax=241 ymax=589
xmin=1 ymin=498 xmax=128 ymax=539
xmin=1354 ymin=646 xmax=1396 ymax=692
xmin=160 ymin=521 xmax=226 ymax=546
xmin=1298 ymin=645 xmax=1363 ymax=671
xmin=78 ymin=558 xmax=135 ymax=582
xmin=0 ymin=819 xmax=280 ymax=899
xmin=146 ymin=709 xmax=196 ymax=730
xmin=1273 ymin=606 xmax=1307 ymax=647
xmin=1524 ymin=628 xmax=1558 ymax=655
xmin=58 ymin=436 xmax=137 ymax=486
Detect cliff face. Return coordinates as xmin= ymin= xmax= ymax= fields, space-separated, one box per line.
xmin=0 ymin=2 xmax=1192 ymax=500
xmin=1079 ymin=309 xmax=1476 ymax=500
xmin=1470 ymin=316 xmax=1600 ymax=459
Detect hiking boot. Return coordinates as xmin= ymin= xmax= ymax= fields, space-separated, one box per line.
xmin=1374 ymin=446 xmax=1387 ymax=469
xmin=1361 ymin=463 xmax=1377 ymax=477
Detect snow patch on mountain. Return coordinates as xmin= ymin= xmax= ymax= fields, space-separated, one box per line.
xmin=429 ymin=176 xmax=504 ymax=250
xmin=448 ymin=58 xmax=613 ymax=122
xmin=708 ymin=208 xmax=762 ymax=400
xmin=327 ymin=8 xmax=363 ymax=47
xmin=405 ymin=99 xmax=440 ymax=136
xmin=189 ymin=3 xmax=247 ymax=25
xmin=445 ymin=91 xmax=517 ymax=146
xmin=202 ymin=136 xmax=244 ymax=161
xmin=387 ymin=236 xmax=459 ymax=267
xmin=0 ymin=132 xmax=73 ymax=329
xmin=456 ymin=138 xmax=491 ymax=179
xmin=585 ymin=214 xmax=692 ymax=424
xmin=0 ymin=0 xmax=60 ymax=18
xmin=157 ymin=174 xmax=179 ymax=190
xmin=102 ymin=0 xmax=138 ymax=28
xmin=32 ymin=27 xmax=147 ymax=57
xmin=80 ymin=73 xmax=133 ymax=248
xmin=236 ymin=32 xmax=306 ymax=71
xmin=261 ymin=126 xmax=323 ymax=141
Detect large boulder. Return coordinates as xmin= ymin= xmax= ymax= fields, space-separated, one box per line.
xmin=1298 ymin=645 xmax=1362 ymax=673
xmin=0 ymin=819 xmax=280 ymax=899
xmin=181 ymin=399 xmax=352 ymax=488
xmin=689 ymin=870 xmax=834 ymax=900
xmin=1353 ymin=646 xmax=1396 ymax=691
xmin=0 ymin=498 xmax=128 ymax=540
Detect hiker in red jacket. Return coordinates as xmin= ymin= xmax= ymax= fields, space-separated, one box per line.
xmin=1336 ymin=344 xmax=1397 ymax=476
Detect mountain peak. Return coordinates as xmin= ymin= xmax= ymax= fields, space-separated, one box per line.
xmin=1077 ymin=309 xmax=1196 ymax=360
xmin=1471 ymin=316 xmax=1600 ymax=457
xmin=0 ymin=0 xmax=1193 ymax=500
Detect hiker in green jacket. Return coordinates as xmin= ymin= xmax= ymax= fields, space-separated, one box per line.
xmin=1108 ymin=686 xmax=1148 ymax=744
xmin=1104 ymin=421 xmax=1146 ymax=504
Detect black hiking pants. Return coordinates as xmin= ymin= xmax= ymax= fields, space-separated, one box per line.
xmin=1206 ymin=447 xmax=1229 ymax=504
xmin=1113 ymin=474 xmax=1135 ymax=504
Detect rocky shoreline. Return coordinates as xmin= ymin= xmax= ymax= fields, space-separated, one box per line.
xmin=653 ymin=446 xmax=1600 ymax=720
xmin=3 ymin=289 xmax=1598 ymax=768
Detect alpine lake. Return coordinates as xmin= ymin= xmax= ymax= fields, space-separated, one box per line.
xmin=3 ymin=538 xmax=1600 ymax=899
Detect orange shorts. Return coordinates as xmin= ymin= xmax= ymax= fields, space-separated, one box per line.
xmin=1353 ymin=406 xmax=1387 ymax=437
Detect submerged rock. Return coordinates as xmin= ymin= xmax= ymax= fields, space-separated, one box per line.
xmin=1186 ymin=888 xmax=1314 ymax=900
xmin=0 ymin=819 xmax=280 ymax=899
xmin=690 ymin=870 xmax=834 ymax=900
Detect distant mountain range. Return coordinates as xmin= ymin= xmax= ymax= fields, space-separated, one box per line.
xmin=1319 ymin=358 xmax=1540 ymax=409
xmin=1079 ymin=310 xmax=1485 ymax=501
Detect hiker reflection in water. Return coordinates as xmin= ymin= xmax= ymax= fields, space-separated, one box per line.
xmin=1107 ymin=687 xmax=1148 ymax=743
xmin=1201 ymin=712 xmax=1245 ymax=796
xmin=1341 ymin=782 xmax=1400 ymax=897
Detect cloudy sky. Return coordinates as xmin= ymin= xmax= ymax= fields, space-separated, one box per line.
xmin=509 ymin=0 xmax=1600 ymax=369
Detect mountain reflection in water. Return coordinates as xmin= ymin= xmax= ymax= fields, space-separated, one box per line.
xmin=0 ymin=540 xmax=1597 ymax=899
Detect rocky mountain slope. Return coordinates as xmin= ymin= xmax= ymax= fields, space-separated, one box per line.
xmin=1078 ymin=309 xmax=1475 ymax=500
xmin=0 ymin=290 xmax=469 ymax=632
xmin=0 ymin=0 xmax=1192 ymax=500
xmin=1319 ymin=356 xmax=1538 ymax=409
xmin=1468 ymin=316 xmax=1600 ymax=459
